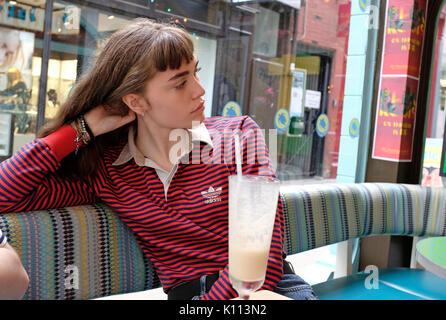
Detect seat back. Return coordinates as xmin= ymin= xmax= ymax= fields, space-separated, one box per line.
xmin=0 ymin=203 xmax=159 ymax=300
xmin=1 ymin=182 xmax=445 ymax=299
xmin=281 ymin=183 xmax=446 ymax=255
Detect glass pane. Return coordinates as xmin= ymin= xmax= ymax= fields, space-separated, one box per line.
xmin=212 ymin=0 xmax=353 ymax=285
xmin=45 ymin=1 xmax=219 ymax=122
xmin=422 ymin=4 xmax=446 ymax=187
xmin=0 ymin=0 xmax=46 ymax=155
xmin=192 ymin=35 xmax=217 ymax=118
xmin=211 ymin=1 xmax=351 ymax=183
xmin=38 ymin=0 xmax=352 ymax=185
xmin=153 ymin=0 xmax=221 ymax=27
xmin=45 ymin=1 xmax=136 ymax=123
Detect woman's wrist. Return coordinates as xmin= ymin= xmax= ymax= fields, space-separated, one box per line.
xmin=82 ymin=115 xmax=95 ymax=140
xmin=83 ymin=109 xmax=101 ymax=137
xmin=42 ymin=125 xmax=78 ymax=162
xmin=70 ymin=115 xmax=93 ymax=154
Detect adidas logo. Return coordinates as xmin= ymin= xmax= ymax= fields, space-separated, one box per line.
xmin=201 ymin=186 xmax=222 ymax=204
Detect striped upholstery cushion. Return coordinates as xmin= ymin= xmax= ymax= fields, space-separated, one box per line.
xmin=1 ymin=183 xmax=445 ymax=299
xmin=0 ymin=203 xmax=160 ymax=300
xmin=281 ymin=183 xmax=446 ymax=255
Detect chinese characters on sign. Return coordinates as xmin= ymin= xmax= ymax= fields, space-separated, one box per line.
xmin=372 ymin=0 xmax=427 ymax=162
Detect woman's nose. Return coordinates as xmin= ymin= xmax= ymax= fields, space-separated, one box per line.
xmin=192 ymin=77 xmax=206 ymax=100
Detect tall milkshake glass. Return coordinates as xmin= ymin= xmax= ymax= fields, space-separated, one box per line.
xmin=228 ymin=174 xmax=280 ymax=300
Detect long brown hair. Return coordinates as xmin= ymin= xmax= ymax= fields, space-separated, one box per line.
xmin=38 ymin=18 xmax=195 ymax=181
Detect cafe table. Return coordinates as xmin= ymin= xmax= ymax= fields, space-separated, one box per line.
xmin=416 ymin=237 xmax=446 ymax=280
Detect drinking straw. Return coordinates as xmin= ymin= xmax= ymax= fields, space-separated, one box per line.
xmin=234 ymin=133 xmax=242 ymax=179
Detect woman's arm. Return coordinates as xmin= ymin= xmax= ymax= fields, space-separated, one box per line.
xmin=0 ymin=230 xmax=29 ymax=299
xmin=0 ymin=105 xmax=136 ymax=214
xmin=0 ymin=125 xmax=97 ymax=213
xmin=201 ymin=116 xmax=284 ymax=300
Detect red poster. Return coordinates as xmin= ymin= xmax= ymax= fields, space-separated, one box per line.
xmin=372 ymin=0 xmax=427 ymax=162
xmin=372 ymin=77 xmax=417 ymax=161
xmin=337 ymin=3 xmax=351 ymax=38
xmin=382 ymin=0 xmax=426 ymax=77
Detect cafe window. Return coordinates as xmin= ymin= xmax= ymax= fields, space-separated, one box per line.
xmin=0 ymin=0 xmax=46 ymax=154
xmin=3 ymin=0 xmax=357 ymax=187
xmin=213 ymin=0 xmax=352 ymax=183
xmin=44 ymin=1 xmax=134 ymax=123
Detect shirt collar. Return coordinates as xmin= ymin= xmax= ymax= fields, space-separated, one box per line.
xmin=112 ymin=123 xmax=213 ymax=168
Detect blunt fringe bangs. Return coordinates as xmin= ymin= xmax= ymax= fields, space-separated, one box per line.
xmin=151 ymin=26 xmax=195 ymax=72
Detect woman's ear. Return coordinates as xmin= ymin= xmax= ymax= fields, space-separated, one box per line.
xmin=122 ymin=93 xmax=147 ymax=116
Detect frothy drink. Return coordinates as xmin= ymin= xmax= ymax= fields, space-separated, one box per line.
xmin=229 ymin=246 xmax=270 ymax=281
xmin=228 ymin=175 xmax=280 ymax=299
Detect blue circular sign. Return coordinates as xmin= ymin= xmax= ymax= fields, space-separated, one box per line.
xmin=222 ymin=101 xmax=242 ymax=117
xmin=349 ymin=118 xmax=360 ymax=138
xmin=359 ymin=0 xmax=370 ymax=12
xmin=316 ymin=114 xmax=329 ymax=138
xmin=274 ymin=108 xmax=291 ymax=135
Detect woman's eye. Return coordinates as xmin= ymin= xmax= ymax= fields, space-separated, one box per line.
xmin=175 ymin=68 xmax=201 ymax=89
xmin=176 ymin=80 xmax=187 ymax=89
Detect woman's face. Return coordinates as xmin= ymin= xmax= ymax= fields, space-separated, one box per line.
xmin=140 ymin=57 xmax=206 ymax=130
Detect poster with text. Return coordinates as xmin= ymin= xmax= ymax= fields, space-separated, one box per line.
xmin=289 ymin=68 xmax=306 ymax=117
xmin=372 ymin=0 xmax=427 ymax=162
xmin=382 ymin=0 xmax=426 ymax=77
xmin=372 ymin=76 xmax=418 ymax=161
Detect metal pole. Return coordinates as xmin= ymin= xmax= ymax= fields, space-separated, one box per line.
xmin=36 ymin=0 xmax=54 ymax=134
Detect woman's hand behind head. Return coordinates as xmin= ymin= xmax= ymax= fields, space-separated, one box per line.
xmin=84 ymin=104 xmax=136 ymax=137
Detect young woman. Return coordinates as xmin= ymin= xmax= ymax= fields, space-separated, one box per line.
xmin=0 ymin=18 xmax=317 ymax=300
xmin=0 ymin=229 xmax=29 ymax=299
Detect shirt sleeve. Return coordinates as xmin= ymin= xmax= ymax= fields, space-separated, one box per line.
xmin=0 ymin=125 xmax=97 ymax=214
xmin=0 ymin=229 xmax=7 ymax=247
xmin=201 ymin=116 xmax=285 ymax=300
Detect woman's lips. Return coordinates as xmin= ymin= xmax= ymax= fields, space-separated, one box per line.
xmin=192 ymin=101 xmax=205 ymax=113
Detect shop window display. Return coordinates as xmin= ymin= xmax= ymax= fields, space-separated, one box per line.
xmin=2 ymin=0 xmax=354 ymax=186
xmin=0 ymin=26 xmax=34 ymax=136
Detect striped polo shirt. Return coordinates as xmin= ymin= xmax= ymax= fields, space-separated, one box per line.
xmin=112 ymin=123 xmax=214 ymax=200
xmin=0 ymin=116 xmax=284 ymax=300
